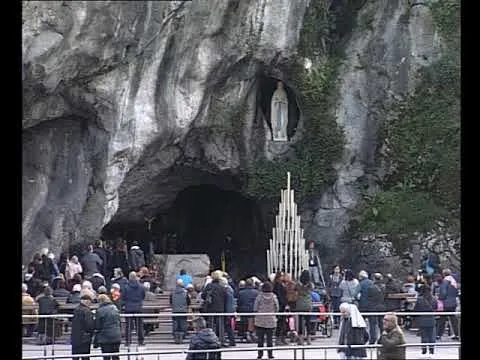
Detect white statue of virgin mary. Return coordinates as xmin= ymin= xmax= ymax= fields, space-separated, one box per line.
xmin=270 ymin=81 xmax=289 ymax=141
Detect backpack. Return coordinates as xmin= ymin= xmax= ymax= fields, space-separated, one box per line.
xmin=285 ymin=282 xmax=298 ymax=303
xmin=367 ymin=282 xmax=383 ymax=303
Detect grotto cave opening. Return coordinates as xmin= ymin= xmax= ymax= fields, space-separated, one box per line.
xmin=257 ymin=76 xmax=300 ymax=140
xmin=102 ymin=184 xmax=269 ymax=280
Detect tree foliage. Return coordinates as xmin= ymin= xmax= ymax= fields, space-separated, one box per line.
xmin=356 ymin=0 xmax=460 ymax=237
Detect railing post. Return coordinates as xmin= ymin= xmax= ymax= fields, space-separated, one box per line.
xmin=52 ymin=317 xmax=55 ymax=358
xmin=293 ymin=346 xmax=297 ymax=360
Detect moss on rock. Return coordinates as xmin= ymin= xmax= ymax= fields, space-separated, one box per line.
xmin=356 ymin=0 xmax=460 ymax=240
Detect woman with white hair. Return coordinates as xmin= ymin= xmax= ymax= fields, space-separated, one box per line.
xmin=337 ymin=303 xmax=369 ymax=359
xmin=81 ymin=281 xmax=97 ymax=302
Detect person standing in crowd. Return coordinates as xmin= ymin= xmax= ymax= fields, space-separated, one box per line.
xmin=71 ymin=293 xmax=95 ymax=360
xmin=273 ymin=272 xmax=288 ymax=345
xmin=221 ymin=277 xmax=236 ymax=347
xmin=110 ymin=283 xmax=122 ymax=310
xmin=339 ymin=269 xmax=359 ymax=305
xmin=37 ymin=286 xmax=59 ymax=345
xmin=128 ymin=242 xmax=145 ymax=272
xmin=369 ymin=273 xmax=386 ymax=343
xmin=307 ymin=241 xmax=321 ymax=286
xmin=355 ymin=270 xmax=379 ymax=344
xmin=143 ymin=282 xmax=156 ymax=336
xmin=437 ymin=268 xmax=459 ymax=340
xmin=67 ymin=284 xmax=83 ymax=304
xmin=91 ymin=272 xmax=106 ymax=292
xmin=35 ymin=251 xmax=52 ymax=283
xmin=237 ymin=278 xmax=259 ymax=343
xmin=235 ymin=280 xmax=246 ymax=341
xmin=337 ymin=302 xmax=369 ymax=360
xmin=170 ymin=279 xmax=190 ymax=344
xmin=94 ymin=294 xmax=122 ymax=360
xmin=377 ymin=313 xmax=406 ymax=360
xmin=53 ymin=278 xmax=70 ymax=298
xmin=384 ymin=273 xmax=403 ymax=312
xmin=93 ymin=240 xmax=108 ymax=277
xmin=57 ymin=253 xmax=69 ymax=279
xmin=48 ymin=252 xmax=60 ymax=280
xmin=294 ymin=270 xmax=313 ymax=345
xmin=22 ymin=283 xmax=36 ymax=337
xmin=177 ymin=269 xmax=193 ymax=288
xmin=413 ymin=285 xmax=437 ymax=357
xmin=186 ymin=317 xmax=221 ymax=360
xmin=111 ymin=240 xmax=130 ymax=278
xmin=328 ymin=265 xmax=344 ymax=329
xmin=123 ymin=271 xmax=146 ymax=346
xmin=66 ymin=256 xmax=83 ymax=285
xmin=111 ymin=268 xmax=128 ymax=292
xmin=139 ymin=267 xmax=153 ymax=285
xmin=81 ymin=280 xmax=97 ymax=302
xmin=254 ymin=281 xmax=279 ymax=360
xmin=201 ymin=270 xmax=227 ymax=344
xmin=81 ymin=244 xmax=103 ymax=278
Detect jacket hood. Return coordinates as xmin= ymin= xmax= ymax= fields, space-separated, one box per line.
xmin=195 ymin=328 xmax=220 ymax=345
xmin=261 ymin=292 xmax=274 ymax=300
xmin=128 ymin=280 xmax=140 ymax=288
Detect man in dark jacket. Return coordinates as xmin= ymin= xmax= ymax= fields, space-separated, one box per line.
xmin=354 ymin=270 xmax=379 ymax=344
xmin=413 ymin=285 xmax=437 ymax=356
xmin=94 ymin=294 xmax=122 ymax=358
xmin=93 ymin=240 xmax=109 ymax=278
xmin=384 ymin=274 xmax=403 ymax=311
xmin=236 ymin=278 xmax=258 ymax=343
xmin=273 ymin=273 xmax=288 ymax=345
xmin=128 ymin=243 xmax=145 ymax=272
xmin=81 ymin=244 xmax=103 ymax=278
xmin=53 ymin=278 xmax=71 ymax=298
xmin=170 ymin=279 xmax=191 ymax=343
xmin=67 ymin=284 xmax=82 ymax=304
xmin=37 ymin=286 xmax=59 ymax=345
xmin=186 ymin=317 xmax=221 ymax=360
xmin=111 ymin=241 xmax=130 ymax=277
xmin=368 ymin=273 xmax=386 ymax=342
xmin=71 ymin=294 xmax=95 ymax=360
xmin=123 ymin=271 xmax=146 ymax=346
xmin=201 ymin=270 xmax=227 ymax=343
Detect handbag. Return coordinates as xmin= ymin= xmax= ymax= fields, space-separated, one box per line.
xmin=288 ymin=316 xmax=296 ymax=331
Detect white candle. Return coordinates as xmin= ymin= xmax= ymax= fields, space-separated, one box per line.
xmin=267 ymin=249 xmax=271 ymax=275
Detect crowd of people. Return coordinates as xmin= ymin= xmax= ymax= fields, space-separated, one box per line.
xmin=22 ymin=241 xmax=460 ymax=360
xmin=183 ymin=264 xmax=460 ymax=359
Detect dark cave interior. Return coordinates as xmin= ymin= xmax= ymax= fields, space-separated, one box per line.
xmin=102 ymin=184 xmax=269 ymax=279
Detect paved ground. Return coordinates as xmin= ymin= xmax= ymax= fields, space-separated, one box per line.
xmin=22 ymin=330 xmax=460 ymax=359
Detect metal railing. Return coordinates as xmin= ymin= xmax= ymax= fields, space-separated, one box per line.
xmin=22 ymin=310 xmax=461 ymax=318
xmin=22 ymin=310 xmax=461 ymax=359
xmin=22 ymin=342 xmax=461 ymax=360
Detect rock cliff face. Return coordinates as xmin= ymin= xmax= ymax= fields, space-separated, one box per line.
xmin=300 ymin=0 xmax=443 ymax=264
xmin=22 ymin=0 xmax=308 ymax=263
xmin=22 ymin=0 xmax=452 ymax=269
